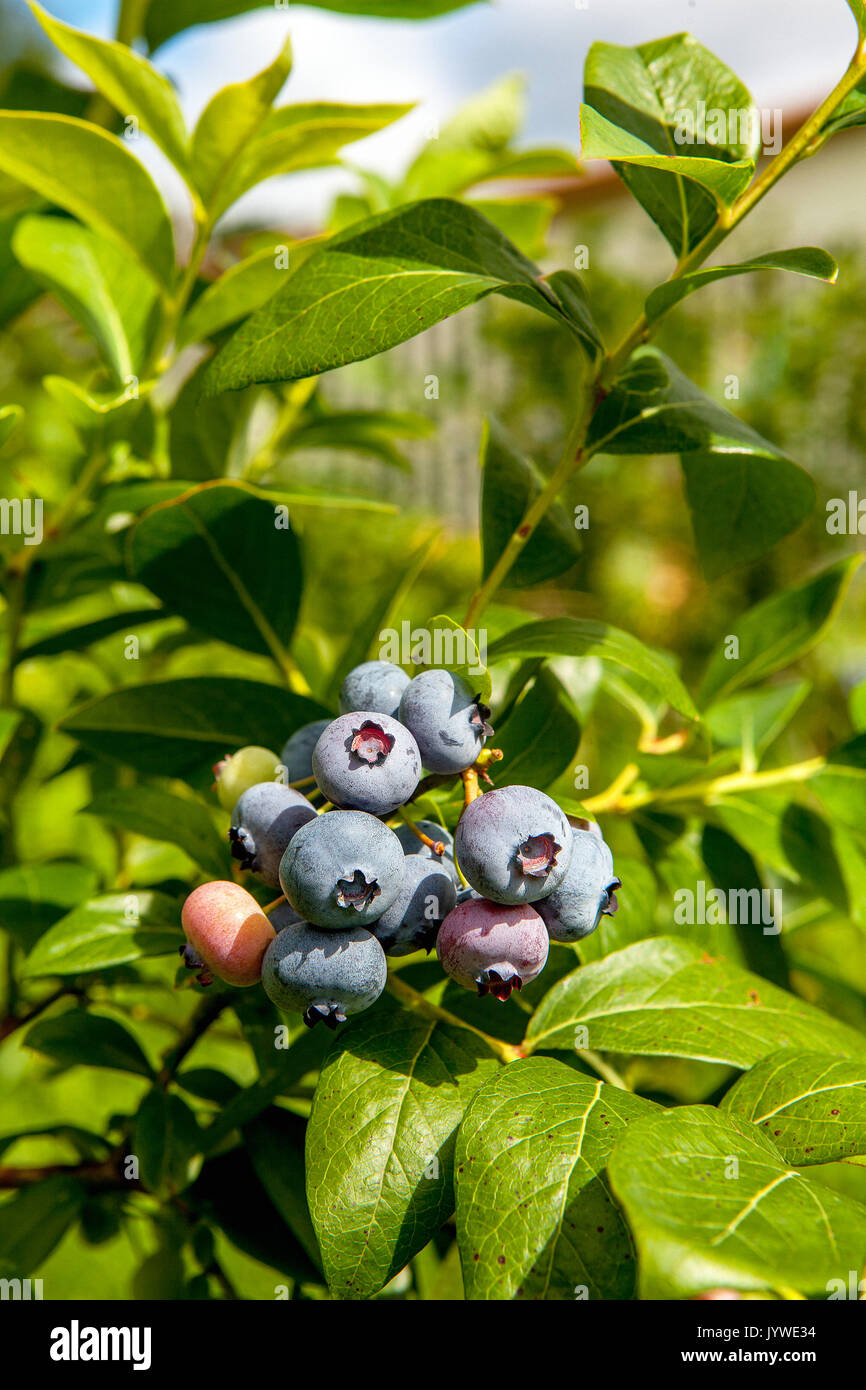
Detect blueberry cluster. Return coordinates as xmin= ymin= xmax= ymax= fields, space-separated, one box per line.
xmin=180 ymin=661 xmax=620 ymax=1029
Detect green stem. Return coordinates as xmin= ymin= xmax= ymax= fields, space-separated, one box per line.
xmin=619 ymin=756 xmax=825 ymax=814
xmin=385 ymin=974 xmax=523 ymax=1064
xmin=576 ymin=1049 xmax=630 ymax=1090
xmin=461 ymin=372 xmax=596 ymax=628
xmin=117 ymin=0 xmax=152 ymax=47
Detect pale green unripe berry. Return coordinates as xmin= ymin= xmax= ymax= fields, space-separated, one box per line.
xmin=214 ymin=746 xmax=281 ymax=811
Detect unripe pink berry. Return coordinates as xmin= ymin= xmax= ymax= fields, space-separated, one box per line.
xmin=181 ymin=881 xmax=275 ymax=988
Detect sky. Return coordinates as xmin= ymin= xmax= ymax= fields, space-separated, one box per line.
xmin=5 ymin=0 xmax=861 ymax=229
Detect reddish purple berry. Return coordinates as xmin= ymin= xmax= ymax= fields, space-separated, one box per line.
xmin=436 ymin=898 xmax=549 ymax=1001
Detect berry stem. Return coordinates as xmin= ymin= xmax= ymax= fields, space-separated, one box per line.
xmin=262 ymin=894 xmax=287 ymax=916
xmin=461 ymin=766 xmax=481 ymax=808
xmin=385 ymin=974 xmax=523 ymax=1064
xmin=398 ymin=809 xmax=446 ymax=856
xmin=289 ymin=775 xmax=318 ymax=790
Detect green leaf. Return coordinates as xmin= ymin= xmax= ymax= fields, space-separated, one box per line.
xmin=0 ymin=404 xmax=22 ymax=449
xmin=0 ymin=113 xmax=175 ymax=290
xmin=526 ymin=937 xmax=866 ymax=1066
xmin=29 ymin=2 xmax=190 ymax=178
xmin=480 ymin=417 xmax=580 ymax=588
xmin=780 ymin=803 xmax=848 ymax=913
xmin=580 ymin=105 xmax=753 ymax=204
xmin=698 ymin=556 xmax=863 ymax=705
xmin=399 ymin=73 xmax=525 ymax=200
xmin=645 ymin=247 xmax=839 ymax=322
xmin=287 ymin=407 xmax=434 ymax=471
xmin=607 ymin=1105 xmax=866 ymax=1297
xmin=20 ymin=894 xmax=161 ymax=986
xmin=214 ymin=102 xmax=414 ymax=221
xmin=814 ymin=74 xmax=866 ymax=147
xmin=487 ymin=617 xmax=697 ymax=720
xmin=722 ymin=1051 xmax=866 ymax=1165
xmin=0 ymin=1177 xmax=85 ymax=1272
xmin=306 ymin=995 xmax=499 ymax=1300
xmin=587 ymin=347 xmax=815 ymax=578
xmin=12 ymin=214 xmax=159 ymax=383
xmin=177 ymin=245 xmax=290 ymax=348
xmin=25 ymin=1010 xmax=154 ymax=1077
xmin=86 ymin=786 xmax=228 ymax=879
xmin=146 ymin=0 xmax=483 ymax=50
xmin=455 ymin=1057 xmax=654 ymax=1300
xmin=700 ymin=824 xmax=787 ymax=985
xmin=190 ymin=38 xmax=292 ymax=211
xmin=204 ymin=199 xmax=599 ymax=395
xmin=703 ymin=679 xmax=810 ymax=754
xmin=0 ymin=861 xmax=99 ymax=952
xmin=683 ymin=450 xmax=811 ymax=581
xmin=59 ymin=678 xmax=329 ymax=776
xmin=582 ymin=35 xmax=757 ymax=255
xmin=18 ymin=607 xmax=164 ymax=661
xmin=494 ymin=667 xmax=580 ymax=790
xmin=133 ymin=1089 xmax=201 ymax=1195
xmin=127 ymin=481 xmax=302 ymax=662
xmin=245 ymin=1110 xmax=321 ymax=1270
xmin=846 ymin=1 xmax=866 ymax=36
xmin=586 ymin=347 xmax=771 ymax=456
xmin=0 ymin=1125 xmax=111 ymax=1164
xmin=0 ymin=215 xmax=39 ymax=329
xmin=811 ymin=734 xmax=866 ymax=841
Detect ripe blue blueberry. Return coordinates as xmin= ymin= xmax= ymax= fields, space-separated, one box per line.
xmin=229 ymin=782 xmax=317 ymax=889
xmin=398 ymin=669 xmax=493 ymax=774
xmin=371 ymin=855 xmax=458 ymax=957
xmin=280 ymin=719 xmax=331 ymax=783
xmin=536 ymin=828 xmax=620 ymax=942
xmin=279 ymin=809 xmax=404 ymax=930
xmin=454 ymin=785 xmax=572 ymax=904
xmin=437 ymin=898 xmax=549 ymax=1000
xmin=312 ymin=710 xmax=420 ymax=816
xmin=339 ymin=660 xmax=410 ymax=719
xmin=262 ymin=921 xmax=387 ymax=1029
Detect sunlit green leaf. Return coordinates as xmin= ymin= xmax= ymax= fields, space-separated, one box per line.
xmin=0 ymin=113 xmax=175 ymax=289
xmin=30 ymin=2 xmax=190 ymax=177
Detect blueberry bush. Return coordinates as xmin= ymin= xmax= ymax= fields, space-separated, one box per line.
xmin=1 ymin=0 xmax=866 ymax=1302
